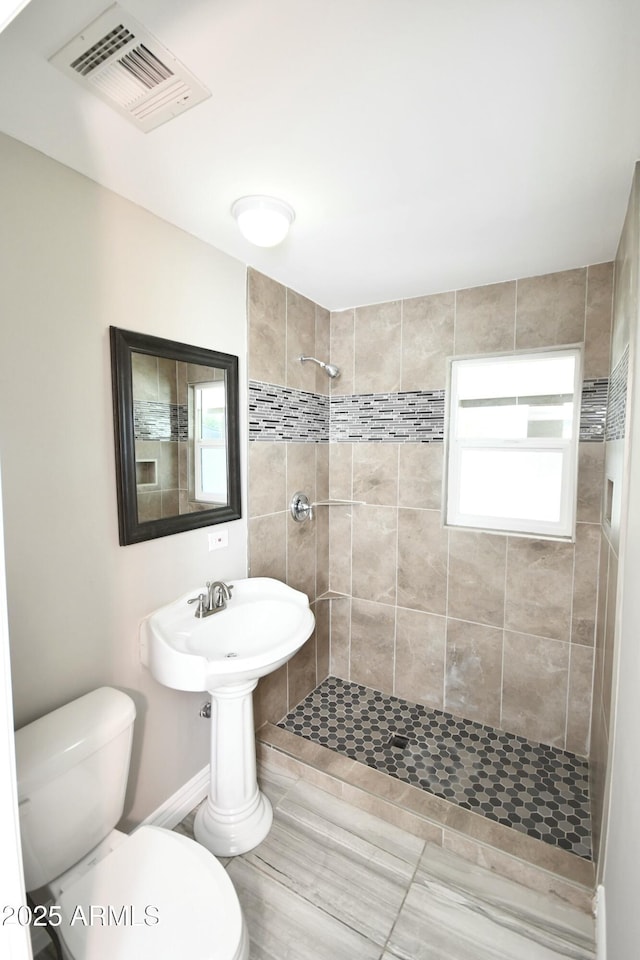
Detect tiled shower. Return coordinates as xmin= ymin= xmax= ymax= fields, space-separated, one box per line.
xmin=247 ymin=262 xmax=617 ymax=888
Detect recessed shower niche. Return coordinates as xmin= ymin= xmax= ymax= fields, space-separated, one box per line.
xmin=135 ymin=458 xmax=158 ymax=487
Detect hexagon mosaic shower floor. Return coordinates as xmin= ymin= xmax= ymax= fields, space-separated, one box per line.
xmin=278 ymin=676 xmax=592 ymax=860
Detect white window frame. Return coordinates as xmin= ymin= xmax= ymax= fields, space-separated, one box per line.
xmin=193 ymin=380 xmax=227 ymax=503
xmin=444 ymin=346 xmax=582 ymax=540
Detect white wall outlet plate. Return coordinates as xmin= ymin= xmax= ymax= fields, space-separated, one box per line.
xmin=208 ymin=530 xmax=228 ymax=551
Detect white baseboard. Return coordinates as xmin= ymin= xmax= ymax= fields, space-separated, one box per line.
xmin=596 ymin=884 xmax=607 ymax=960
xmin=138 ymin=764 xmax=210 ymax=831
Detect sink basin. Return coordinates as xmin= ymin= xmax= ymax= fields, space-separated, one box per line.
xmin=143 ymin=577 xmax=315 ymax=691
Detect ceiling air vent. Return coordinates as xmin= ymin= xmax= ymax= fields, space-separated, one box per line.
xmin=49 ymin=3 xmax=210 ymax=132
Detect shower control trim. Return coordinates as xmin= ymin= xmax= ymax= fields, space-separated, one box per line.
xmin=290 ymin=491 xmax=366 ymax=522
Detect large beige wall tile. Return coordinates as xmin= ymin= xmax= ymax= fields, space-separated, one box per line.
xmin=316 ymin=441 xmax=330 ymax=501
xmin=589 ymin=700 xmax=609 ymax=862
xmin=611 ymin=182 xmax=637 ymax=367
xmin=571 ymin=523 xmax=600 ymax=645
xmin=159 ymin=441 xmax=178 ymax=489
xmin=444 ymin=619 xmax=503 ymax=727
xmin=501 ymin=632 xmax=570 ymax=748
xmin=330 ymin=598 xmax=351 ymax=679
xmin=248 ymin=269 xmax=286 ymax=384
xmin=584 ymin=263 xmax=614 ymax=378
xmin=566 ymin=644 xmax=594 ymax=757
xmin=286 ymin=289 xmax=317 ymax=391
xmin=352 ymin=504 xmax=398 ymax=604
xmin=288 ymin=629 xmax=317 ymax=709
xmin=329 ymin=508 xmax=352 ymax=595
xmin=354 ymin=300 xmax=402 ymax=393
xmin=254 ymin=664 xmax=288 ymax=728
xmin=401 ymin=292 xmax=454 ymax=390
xmin=592 ymin=535 xmax=609 ymax=713
xmin=454 ymin=281 xmax=516 ymax=355
xmin=156 ymin=356 xmax=178 ymax=403
xmin=505 ymin=537 xmax=574 ymax=641
xmin=132 ymin=353 xmax=160 ymax=400
xmin=395 ymin=608 xmax=445 ymax=708
xmin=316 ymin=510 xmax=330 ymax=596
xmin=315 ymin=306 xmax=331 ymax=395
xmin=448 ymin=530 xmax=506 ymax=627
xmin=353 ymin=442 xmax=399 ymax=505
xmin=397 ymin=508 xmax=447 ymax=615
xmin=577 ymin=443 xmax=605 ymax=522
xmin=329 ymin=441 xmax=353 ymax=499
xmin=287 ymin=442 xmax=317 ymax=503
xmin=314 ymin=600 xmax=330 ymax=681
xmin=161 ymin=489 xmax=178 ymax=517
xmin=602 ymin=549 xmax=618 ymax=733
xmin=248 ymin=512 xmax=287 ymax=580
xmin=248 ymin=441 xmax=286 ymax=517
xmin=330 ymin=309 xmax=355 ymax=396
xmin=286 ymin=513 xmax=316 ymax=601
xmin=350 ymin=598 xmax=395 ymax=693
xmin=137 ymin=490 xmax=162 ymax=522
xmin=398 ymin=443 xmax=443 ymax=510
xmin=515 ymin=268 xmax=586 ymax=349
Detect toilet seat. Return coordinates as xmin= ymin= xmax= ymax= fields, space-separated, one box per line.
xmin=56 ymin=825 xmax=249 ymax=960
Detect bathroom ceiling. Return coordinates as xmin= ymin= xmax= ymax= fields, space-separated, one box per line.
xmin=1 ymin=0 xmax=639 ymax=310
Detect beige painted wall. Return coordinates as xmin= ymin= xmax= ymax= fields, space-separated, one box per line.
xmin=0 ymin=134 xmax=248 ymax=825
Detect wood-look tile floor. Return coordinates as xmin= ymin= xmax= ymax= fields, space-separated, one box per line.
xmin=177 ymin=765 xmax=595 ymax=960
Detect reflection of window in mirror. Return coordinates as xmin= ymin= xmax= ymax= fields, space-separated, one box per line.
xmin=445 ymin=346 xmax=582 ymax=539
xmin=192 ymin=380 xmax=227 ymax=504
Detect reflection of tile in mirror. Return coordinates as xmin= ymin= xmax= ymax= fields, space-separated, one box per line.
xmin=131 ymin=351 xmax=160 ymax=401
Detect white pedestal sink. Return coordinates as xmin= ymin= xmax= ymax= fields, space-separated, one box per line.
xmin=141 ymin=577 xmax=315 ymax=856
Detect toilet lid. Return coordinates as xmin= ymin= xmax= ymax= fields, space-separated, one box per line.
xmin=58 ymin=826 xmax=245 ymax=960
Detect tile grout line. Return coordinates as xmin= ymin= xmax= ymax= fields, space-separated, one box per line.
xmin=378 ymin=839 xmax=427 ymax=960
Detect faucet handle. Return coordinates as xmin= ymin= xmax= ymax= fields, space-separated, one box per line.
xmin=187 ymin=593 xmax=207 ymax=618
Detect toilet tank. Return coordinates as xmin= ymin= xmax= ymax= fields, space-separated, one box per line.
xmin=14 ymin=687 xmax=136 ymax=891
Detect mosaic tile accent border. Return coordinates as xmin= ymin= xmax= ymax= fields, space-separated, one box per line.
xmin=133 ymin=400 xmax=187 ymax=442
xmin=249 ymin=380 xmax=330 ymax=442
xmin=279 ymin=676 xmax=592 ymax=860
xmin=249 ymin=379 xmax=609 ymax=445
xmin=579 ymin=378 xmax=609 ymax=442
xmin=605 ymin=345 xmax=629 ymax=441
xmin=330 ymin=390 xmax=445 ymax=442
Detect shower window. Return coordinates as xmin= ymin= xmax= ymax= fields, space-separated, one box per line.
xmin=193 ymin=380 xmax=227 ymax=503
xmin=445 ymin=346 xmax=582 ymax=539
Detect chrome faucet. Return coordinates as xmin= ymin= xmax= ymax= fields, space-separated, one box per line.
xmin=207 ymin=580 xmax=232 ymax=611
xmin=188 ymin=580 xmax=234 ymax=618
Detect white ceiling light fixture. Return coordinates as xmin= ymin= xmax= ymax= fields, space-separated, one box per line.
xmin=231 ymin=196 xmax=295 ymax=247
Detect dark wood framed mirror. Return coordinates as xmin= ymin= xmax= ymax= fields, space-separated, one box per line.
xmin=110 ymin=326 xmax=241 ymax=545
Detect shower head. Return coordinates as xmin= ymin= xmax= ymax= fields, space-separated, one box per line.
xmin=299 ymin=355 xmax=340 ymax=379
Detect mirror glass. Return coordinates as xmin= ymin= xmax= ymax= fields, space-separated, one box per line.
xmin=110 ymin=327 xmax=241 ymax=545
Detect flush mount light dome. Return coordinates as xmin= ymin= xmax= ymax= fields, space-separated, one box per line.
xmin=231 ymin=195 xmax=295 ymax=247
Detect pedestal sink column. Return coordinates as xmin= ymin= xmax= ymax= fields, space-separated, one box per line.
xmin=194 ymin=679 xmax=272 ymax=857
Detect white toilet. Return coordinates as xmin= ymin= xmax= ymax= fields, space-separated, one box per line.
xmin=14 ymin=687 xmax=250 ymax=960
